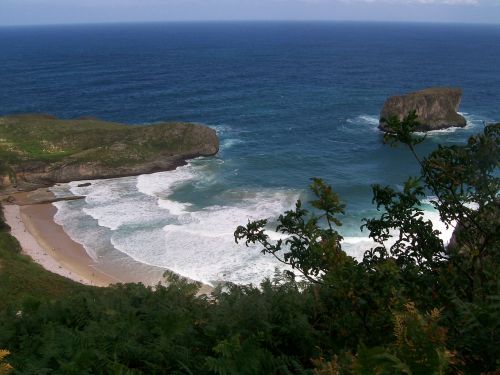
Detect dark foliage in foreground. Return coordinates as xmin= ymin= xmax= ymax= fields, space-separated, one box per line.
xmin=0 ymin=115 xmax=498 ymax=374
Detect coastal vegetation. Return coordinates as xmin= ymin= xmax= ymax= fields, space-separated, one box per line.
xmin=0 ymin=350 xmax=13 ymax=375
xmin=0 ymin=115 xmax=498 ymax=374
xmin=0 ymin=212 xmax=84 ymax=312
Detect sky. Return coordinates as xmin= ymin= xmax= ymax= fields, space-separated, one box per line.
xmin=0 ymin=0 xmax=499 ymax=26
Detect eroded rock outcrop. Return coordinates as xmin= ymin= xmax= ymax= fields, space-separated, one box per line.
xmin=379 ymin=87 xmax=467 ymax=132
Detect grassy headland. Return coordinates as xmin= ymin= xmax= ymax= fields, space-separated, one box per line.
xmin=0 ymin=114 xmax=218 ymax=190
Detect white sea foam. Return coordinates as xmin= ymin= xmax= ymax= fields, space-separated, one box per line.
xmin=211 ymin=124 xmax=233 ymax=135
xmin=51 ymin=163 xmax=458 ymax=286
xmin=221 ymin=138 xmax=244 ymax=150
xmin=157 ymin=199 xmax=192 ymax=216
xmin=67 ymin=177 xmax=169 ymax=231
xmin=52 ymin=164 xmax=458 ymax=286
xmin=415 ymin=126 xmax=466 ymax=136
xmin=345 ymin=115 xmax=380 ymax=135
xmin=346 ymin=112 xmax=485 ymax=130
xmin=358 ymin=115 xmax=380 ymax=125
xmin=341 ymin=198 xmax=456 ymax=263
xmin=420 ymin=199 xmax=455 ymax=245
xmin=137 ymin=164 xmax=196 ymax=197
xmin=342 ymin=236 xmax=375 ymax=261
xmin=414 ymin=111 xmax=487 ymax=137
xmin=415 ymin=127 xmax=462 ymax=135
xmin=459 ymin=112 xmax=486 ymax=129
xmin=52 ymin=199 xmax=111 ymax=261
xmin=346 ymin=115 xmax=379 ymax=125
xmin=211 ymin=124 xmax=245 ymax=152
xmin=110 ymin=188 xmax=299 ymax=285
xmin=50 ymin=159 xmax=300 ymax=286
xmin=83 ymin=197 xmax=168 ymax=231
xmin=346 ymin=112 xmax=488 ymax=137
xmin=347 ymin=114 xmax=379 ymax=126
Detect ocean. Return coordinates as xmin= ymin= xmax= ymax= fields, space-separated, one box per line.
xmin=1 ymin=21 xmax=499 ymax=285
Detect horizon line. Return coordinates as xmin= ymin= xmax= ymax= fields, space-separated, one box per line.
xmin=1 ymin=19 xmax=499 ymax=28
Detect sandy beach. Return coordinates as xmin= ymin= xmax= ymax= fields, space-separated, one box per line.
xmin=1 ymin=188 xmax=213 ymax=294
xmin=3 ymin=203 xmax=121 ymax=286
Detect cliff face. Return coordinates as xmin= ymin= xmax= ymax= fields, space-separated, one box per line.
xmin=0 ymin=115 xmax=219 ymax=191
xmin=379 ymin=88 xmax=467 ymax=131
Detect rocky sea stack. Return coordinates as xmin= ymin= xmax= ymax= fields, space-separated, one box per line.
xmin=0 ymin=114 xmax=219 ymax=192
xmin=379 ymin=87 xmax=467 ymax=132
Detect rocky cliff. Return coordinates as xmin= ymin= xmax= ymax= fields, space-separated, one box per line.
xmin=0 ymin=114 xmax=219 ymax=192
xmin=379 ymin=87 xmax=467 ymax=132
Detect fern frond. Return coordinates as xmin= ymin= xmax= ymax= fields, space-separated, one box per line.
xmin=0 ymin=350 xmax=13 ymax=375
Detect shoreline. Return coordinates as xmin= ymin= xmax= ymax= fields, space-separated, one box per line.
xmin=3 ymin=203 xmax=122 ymax=287
xmin=2 ymin=187 xmax=214 ymax=294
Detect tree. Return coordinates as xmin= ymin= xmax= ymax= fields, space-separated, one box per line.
xmin=235 ymin=112 xmax=499 ymax=372
xmin=235 ymin=177 xmax=346 ymax=285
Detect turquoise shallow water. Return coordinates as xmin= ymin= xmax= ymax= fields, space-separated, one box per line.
xmin=1 ymin=22 xmax=499 ymax=285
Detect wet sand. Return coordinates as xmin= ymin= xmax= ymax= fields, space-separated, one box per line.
xmin=4 ymin=203 xmax=121 ymax=286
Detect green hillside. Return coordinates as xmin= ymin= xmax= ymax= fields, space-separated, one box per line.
xmin=0 ymin=216 xmax=85 ymax=312
xmin=0 ymin=114 xmax=217 ymax=167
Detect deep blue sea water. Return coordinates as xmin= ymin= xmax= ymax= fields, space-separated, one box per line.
xmin=1 ymin=22 xmax=499 ymax=285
